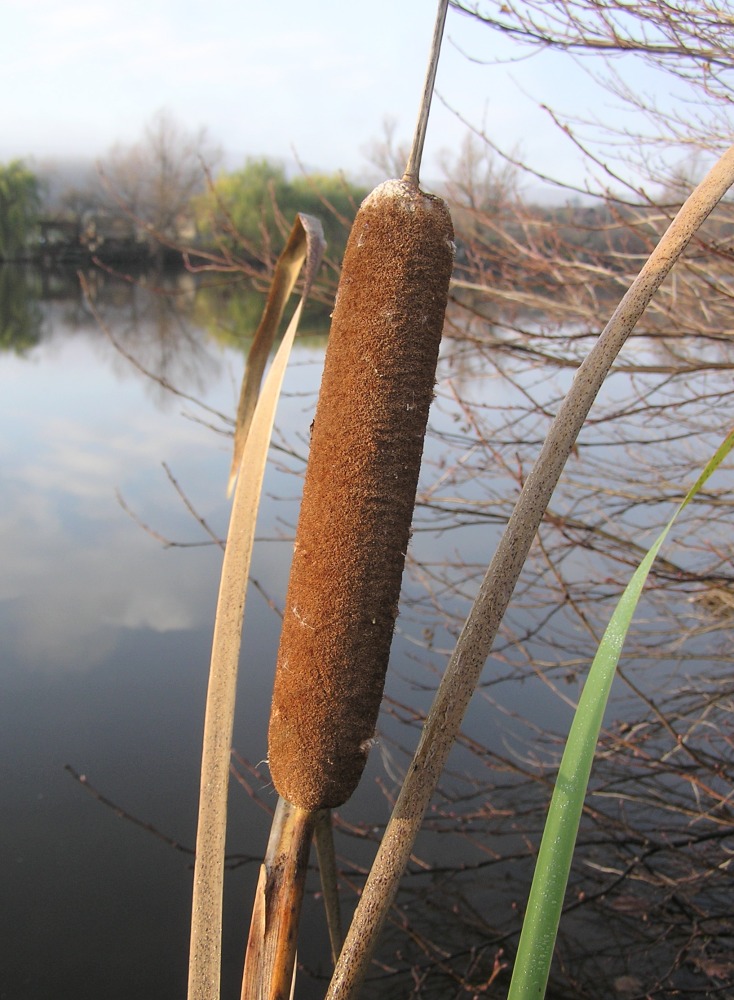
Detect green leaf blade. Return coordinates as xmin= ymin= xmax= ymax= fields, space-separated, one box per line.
xmin=508 ymin=427 xmax=734 ymax=1000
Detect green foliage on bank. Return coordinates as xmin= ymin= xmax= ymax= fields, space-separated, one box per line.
xmin=196 ymin=158 xmax=367 ymax=261
xmin=193 ymin=276 xmax=331 ymax=351
xmin=0 ymin=161 xmax=41 ymax=261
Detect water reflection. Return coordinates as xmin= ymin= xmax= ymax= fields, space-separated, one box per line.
xmin=0 ymin=265 xmax=44 ymax=352
xmin=0 ymin=265 xmax=324 ymax=1000
xmin=2 ymin=265 xmax=732 ymax=998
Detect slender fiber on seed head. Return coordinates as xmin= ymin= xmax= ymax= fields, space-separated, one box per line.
xmin=268 ymin=178 xmax=454 ymax=811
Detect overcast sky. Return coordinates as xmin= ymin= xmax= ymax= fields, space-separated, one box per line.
xmin=0 ymin=0 xmax=688 ymax=191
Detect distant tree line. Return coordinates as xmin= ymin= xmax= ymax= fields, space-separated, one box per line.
xmin=5 ymin=107 xmax=677 ymax=354
xmin=0 ymin=112 xmax=367 ymax=270
xmin=3 ymin=106 xmax=731 ymax=292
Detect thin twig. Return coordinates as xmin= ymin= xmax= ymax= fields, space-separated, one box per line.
xmin=162 ymin=461 xmax=226 ymax=549
xmin=314 ymin=810 xmax=344 ymax=965
xmin=65 ymin=764 xmax=196 ymax=857
xmin=65 ymin=765 xmax=260 ymax=868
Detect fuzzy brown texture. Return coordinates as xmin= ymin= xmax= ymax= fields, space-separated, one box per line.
xmin=268 ymin=180 xmax=454 ymax=810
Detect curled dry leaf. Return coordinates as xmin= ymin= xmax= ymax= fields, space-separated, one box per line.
xmin=187 ymin=213 xmax=325 ymax=1000
xmin=228 ymin=212 xmax=326 ymax=496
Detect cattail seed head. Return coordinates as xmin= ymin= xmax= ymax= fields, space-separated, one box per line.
xmin=268 ymin=180 xmax=454 ymax=810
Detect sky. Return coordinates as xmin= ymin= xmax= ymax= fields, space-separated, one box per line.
xmin=0 ymin=0 xmax=698 ymax=194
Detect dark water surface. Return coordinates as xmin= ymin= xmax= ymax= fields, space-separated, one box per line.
xmin=1 ymin=271 xmax=331 ymax=999
xmin=2 ymin=270 xmax=510 ymax=999
xmin=2 ymin=266 xmax=731 ymax=999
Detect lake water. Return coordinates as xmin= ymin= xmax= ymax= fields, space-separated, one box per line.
xmin=2 ymin=265 xmax=732 ymax=999
xmin=2 ymin=268 xmax=336 ymax=999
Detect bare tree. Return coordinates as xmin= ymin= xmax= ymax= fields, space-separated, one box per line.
xmin=99 ymin=109 xmax=221 ymax=250
xmin=360 ymin=117 xmax=412 ymax=180
xmin=451 ymin=0 xmax=734 ymax=195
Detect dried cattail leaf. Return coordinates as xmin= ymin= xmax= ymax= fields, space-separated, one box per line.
xmin=188 ymin=213 xmax=324 ymax=1000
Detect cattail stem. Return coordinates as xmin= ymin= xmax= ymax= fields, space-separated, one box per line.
xmin=403 ymin=0 xmax=449 ymax=187
xmin=314 ymin=811 xmax=343 ymax=964
xmin=241 ymin=798 xmax=316 ymax=1000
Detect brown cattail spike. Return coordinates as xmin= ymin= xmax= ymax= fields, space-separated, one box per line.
xmin=268 ymin=179 xmax=454 ymax=811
